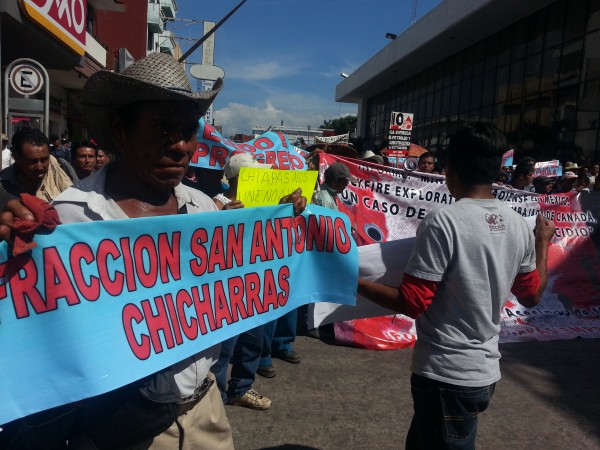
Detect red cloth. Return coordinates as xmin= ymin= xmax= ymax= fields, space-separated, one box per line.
xmin=400 ymin=273 xmax=439 ymax=319
xmin=12 ymin=193 xmax=61 ymax=256
xmin=511 ymin=270 xmax=541 ymax=301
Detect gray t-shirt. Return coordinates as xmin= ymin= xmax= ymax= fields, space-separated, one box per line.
xmin=405 ymin=198 xmax=536 ymax=387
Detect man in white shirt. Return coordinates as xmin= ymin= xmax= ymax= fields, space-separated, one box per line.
xmin=1 ymin=133 xmax=13 ymax=169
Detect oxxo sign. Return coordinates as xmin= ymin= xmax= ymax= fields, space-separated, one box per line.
xmin=20 ymin=0 xmax=87 ymax=55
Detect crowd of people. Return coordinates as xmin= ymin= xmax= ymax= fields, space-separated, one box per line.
xmin=0 ymin=51 xmax=591 ymax=449
xmin=493 ymin=160 xmax=600 ymax=194
xmin=0 ymin=129 xmax=113 ymax=203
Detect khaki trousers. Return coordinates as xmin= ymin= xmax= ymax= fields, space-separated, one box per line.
xmin=148 ymin=373 xmax=234 ymax=450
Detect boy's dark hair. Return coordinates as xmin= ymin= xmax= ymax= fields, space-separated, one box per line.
xmin=445 ymin=123 xmax=507 ymax=185
xmin=10 ymin=127 xmax=50 ymax=156
xmin=419 ymin=152 xmax=435 ymax=161
xmin=512 ymin=163 xmax=534 ymax=179
xmin=578 ymin=175 xmax=590 ymax=186
xmin=517 ymin=156 xmax=536 ymax=167
xmin=71 ymin=140 xmax=98 ymax=160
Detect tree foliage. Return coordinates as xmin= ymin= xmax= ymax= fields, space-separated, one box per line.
xmin=320 ymin=116 xmax=357 ymax=135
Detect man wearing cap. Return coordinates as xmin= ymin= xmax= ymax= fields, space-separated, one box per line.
xmin=314 ymin=162 xmax=357 ymax=211
xmin=213 ymin=152 xmax=272 ymax=210
xmin=213 ymin=152 xmax=307 ymax=380
xmin=211 ymin=152 xmax=274 ymax=410
xmin=361 ymin=150 xmax=385 ymax=165
xmin=303 ymin=161 xmax=358 ymax=342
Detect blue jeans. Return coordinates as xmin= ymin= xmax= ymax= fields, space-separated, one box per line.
xmin=406 ymin=373 xmax=496 ymax=450
xmin=259 ymin=309 xmax=298 ymax=367
xmin=211 ymin=325 xmax=263 ymax=403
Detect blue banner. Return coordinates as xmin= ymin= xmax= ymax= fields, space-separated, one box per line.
xmin=0 ymin=204 xmax=357 ymax=425
xmin=192 ymin=118 xmax=308 ymax=171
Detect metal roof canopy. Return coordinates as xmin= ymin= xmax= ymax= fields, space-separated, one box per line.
xmin=336 ymin=0 xmax=557 ymax=104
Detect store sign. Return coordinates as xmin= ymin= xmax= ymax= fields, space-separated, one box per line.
xmin=20 ymin=0 xmax=87 ymax=55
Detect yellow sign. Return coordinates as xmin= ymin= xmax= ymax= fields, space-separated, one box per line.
xmin=237 ymin=168 xmax=319 ymax=208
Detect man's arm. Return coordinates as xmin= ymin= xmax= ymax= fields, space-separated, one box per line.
xmin=513 ymin=214 xmax=555 ymax=308
xmin=357 ymin=278 xmax=407 ymax=315
xmin=358 ymin=273 xmax=439 ymax=319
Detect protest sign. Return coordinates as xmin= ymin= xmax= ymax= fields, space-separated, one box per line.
xmin=314 ymin=133 xmax=349 ymax=144
xmin=237 ymin=168 xmax=319 ymax=208
xmin=191 ymin=118 xmax=307 ymax=171
xmin=501 ymin=149 xmax=514 ymax=167
xmin=533 ymin=160 xmax=563 ymax=178
xmin=388 ymin=112 xmax=413 ymax=152
xmin=0 ymin=204 xmax=357 ymax=425
xmin=313 ymin=154 xmax=600 ymax=349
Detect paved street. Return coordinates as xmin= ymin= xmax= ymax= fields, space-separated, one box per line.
xmin=226 ymin=336 xmax=600 ymax=450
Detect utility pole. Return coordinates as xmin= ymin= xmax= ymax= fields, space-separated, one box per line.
xmin=412 ymin=0 xmax=417 ymax=25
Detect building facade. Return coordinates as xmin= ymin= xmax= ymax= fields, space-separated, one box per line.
xmin=95 ymin=0 xmax=180 ymax=67
xmin=1 ymin=0 xmax=181 ymax=143
xmin=336 ymin=0 xmax=600 ymax=163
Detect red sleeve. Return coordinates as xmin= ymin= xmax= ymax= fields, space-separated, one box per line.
xmin=399 ymin=273 xmax=439 ymax=319
xmin=511 ymin=270 xmax=541 ymax=300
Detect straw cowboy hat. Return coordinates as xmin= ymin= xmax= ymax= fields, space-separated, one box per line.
xmin=564 ymin=161 xmax=579 ymax=171
xmin=82 ymin=52 xmax=223 ymax=154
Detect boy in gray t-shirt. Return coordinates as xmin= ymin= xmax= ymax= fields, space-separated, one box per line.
xmin=358 ymin=123 xmax=555 ymax=449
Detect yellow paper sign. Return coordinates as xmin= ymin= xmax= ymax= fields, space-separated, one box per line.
xmin=237 ymin=168 xmax=319 ymax=208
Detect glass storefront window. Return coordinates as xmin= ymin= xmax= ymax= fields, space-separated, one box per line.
xmin=508 ymin=59 xmax=525 ymax=100
xmin=559 ymin=40 xmax=583 ymax=85
xmin=470 ymin=75 xmax=483 ymax=111
xmin=511 ymin=19 xmax=528 ymax=61
xmin=485 ymin=34 xmax=499 ymax=70
xmin=525 ymin=52 xmax=542 ymax=96
xmin=482 ymin=70 xmax=496 ymax=106
xmin=365 ymin=0 xmax=600 ymax=160
xmin=564 ymin=1 xmax=587 ymax=41
xmin=588 ymin=0 xmax=600 ymax=33
xmin=498 ymin=28 xmax=513 ymax=66
xmin=541 ymin=48 xmax=560 ymax=87
xmin=527 ymin=9 xmax=546 ymax=55
xmin=545 ymin=1 xmax=566 ymax=49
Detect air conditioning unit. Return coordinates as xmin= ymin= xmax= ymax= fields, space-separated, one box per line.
xmin=117 ymin=48 xmax=135 ymax=73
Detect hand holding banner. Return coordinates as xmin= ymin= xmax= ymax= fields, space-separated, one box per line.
xmin=0 ymin=204 xmax=358 ymax=425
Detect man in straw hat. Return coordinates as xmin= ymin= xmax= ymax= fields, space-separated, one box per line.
xmin=43 ymin=51 xmax=232 ymax=450
xmin=56 ymin=52 xmax=306 ymax=449
xmin=0 ymin=52 xmax=307 ymax=449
